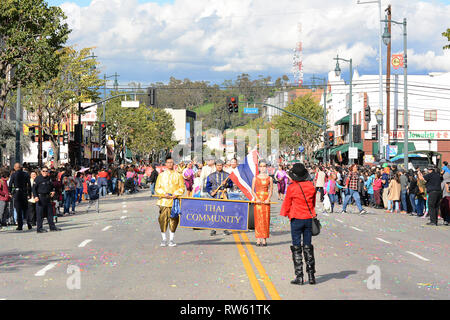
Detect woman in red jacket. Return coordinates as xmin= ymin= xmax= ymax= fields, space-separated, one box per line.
xmin=280 ymin=163 xmax=317 ymax=285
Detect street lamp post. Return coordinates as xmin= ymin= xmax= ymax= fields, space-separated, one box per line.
xmin=357 ymin=0 xmax=384 ymax=155
xmin=311 ymin=75 xmax=328 ymax=164
xmin=334 ymin=54 xmax=354 ymax=164
xmin=382 ymin=17 xmax=408 ymax=169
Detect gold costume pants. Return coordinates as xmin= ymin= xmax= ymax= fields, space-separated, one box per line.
xmin=158 ymin=206 xmax=179 ymax=233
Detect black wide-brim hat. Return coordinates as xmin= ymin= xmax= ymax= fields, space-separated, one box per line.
xmin=288 ymin=163 xmax=310 ymax=182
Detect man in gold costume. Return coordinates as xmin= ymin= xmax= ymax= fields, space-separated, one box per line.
xmin=155 ymin=157 xmax=185 ymax=247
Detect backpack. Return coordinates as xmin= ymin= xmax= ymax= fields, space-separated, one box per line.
xmin=88 ymin=184 xmax=100 ymax=200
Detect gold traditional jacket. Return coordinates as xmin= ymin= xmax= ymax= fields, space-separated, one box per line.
xmin=155 ymin=169 xmax=186 ymax=207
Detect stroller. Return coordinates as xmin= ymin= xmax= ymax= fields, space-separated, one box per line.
xmin=124 ymin=178 xmax=138 ymax=194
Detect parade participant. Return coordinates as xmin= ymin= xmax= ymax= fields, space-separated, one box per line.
xmin=192 ymin=170 xmax=202 ymax=197
xmin=251 ymin=160 xmax=273 ymax=247
xmin=183 ymin=162 xmax=195 ymax=197
xmin=8 ymin=163 xmax=31 ymax=230
xmin=33 ymin=167 xmax=60 ymax=233
xmin=200 ymin=156 xmax=216 ymax=196
xmin=275 ymin=165 xmax=288 ymax=201
xmin=280 ymin=163 xmax=317 ymax=285
xmin=206 ymin=160 xmax=233 ymax=236
xmin=155 ymin=157 xmax=186 ymax=247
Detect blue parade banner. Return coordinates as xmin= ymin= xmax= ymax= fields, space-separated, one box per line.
xmin=179 ymin=198 xmax=249 ymax=231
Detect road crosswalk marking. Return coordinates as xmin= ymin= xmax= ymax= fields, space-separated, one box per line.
xmin=34 ymin=262 xmax=57 ymax=276
xmin=78 ymin=239 xmax=92 ymax=247
xmin=406 ymin=251 xmax=430 ymax=262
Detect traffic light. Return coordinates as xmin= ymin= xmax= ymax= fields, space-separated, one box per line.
xmin=353 ymin=124 xmax=361 ymax=143
xmin=147 ymin=87 xmax=156 ymax=106
xmin=99 ymin=122 xmax=107 ymax=147
xmin=326 ymin=131 xmax=334 ymax=147
xmin=226 ymin=96 xmax=239 ymax=113
xmin=372 ymin=125 xmax=378 ymax=140
xmin=364 ymin=105 xmax=371 ymax=122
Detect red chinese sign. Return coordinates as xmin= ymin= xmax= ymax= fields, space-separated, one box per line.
xmin=391 ymin=54 xmax=404 ymax=70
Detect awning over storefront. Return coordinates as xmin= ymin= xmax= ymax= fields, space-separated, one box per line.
xmin=372 ymin=142 xmax=415 ymax=157
xmin=313 ymin=148 xmax=324 ymax=159
xmin=329 ymin=143 xmax=363 ymax=155
xmin=334 ymin=115 xmax=350 ymax=125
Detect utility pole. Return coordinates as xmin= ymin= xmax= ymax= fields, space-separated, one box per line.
xmin=385 ymin=5 xmax=392 ymax=147
xmin=38 ymin=103 xmax=43 ymax=167
xmin=15 ymin=83 xmax=21 ymax=164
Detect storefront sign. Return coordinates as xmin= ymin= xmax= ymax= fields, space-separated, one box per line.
xmin=391 ymin=130 xmax=450 ymax=140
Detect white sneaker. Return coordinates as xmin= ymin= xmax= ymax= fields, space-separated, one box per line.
xmin=168 ymin=241 xmax=177 ymax=247
xmin=160 ymin=241 xmax=167 ymax=247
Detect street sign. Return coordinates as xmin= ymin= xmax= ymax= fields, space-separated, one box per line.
xmin=243 ymin=107 xmax=258 ymax=114
xmin=386 ymin=145 xmax=398 ymax=160
xmin=349 ymin=147 xmax=358 ymax=159
xmin=121 ymin=101 xmax=140 ymax=108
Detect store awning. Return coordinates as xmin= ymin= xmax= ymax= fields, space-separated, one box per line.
xmin=335 ymin=115 xmax=350 ymax=125
xmin=313 ymin=148 xmax=324 ymax=159
xmin=329 ymin=143 xmax=363 ymax=155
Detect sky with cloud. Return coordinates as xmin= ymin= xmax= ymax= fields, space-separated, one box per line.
xmin=47 ymin=0 xmax=450 ymax=85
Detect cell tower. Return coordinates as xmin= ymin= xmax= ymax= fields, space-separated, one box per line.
xmin=292 ymin=23 xmax=304 ymax=87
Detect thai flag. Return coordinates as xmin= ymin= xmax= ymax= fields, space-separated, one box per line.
xmin=229 ymin=150 xmax=259 ymax=200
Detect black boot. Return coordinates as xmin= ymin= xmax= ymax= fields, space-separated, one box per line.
xmin=290 ymin=245 xmax=304 ymax=285
xmin=303 ymin=245 xmax=316 ymax=285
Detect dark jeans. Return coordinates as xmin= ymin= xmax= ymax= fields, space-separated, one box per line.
xmin=416 ymin=198 xmax=425 ymax=216
xmin=64 ymin=190 xmax=76 ymax=213
xmin=76 ymin=188 xmax=83 ymax=203
xmin=401 ymin=190 xmax=408 ymax=211
xmin=409 ymin=193 xmax=416 ymax=213
xmin=36 ymin=196 xmax=56 ymax=230
xmin=290 ymin=218 xmax=312 ymax=247
xmin=427 ymin=191 xmax=441 ymax=224
xmin=14 ymin=193 xmax=29 ymax=228
xmin=328 ymin=194 xmax=337 ymax=212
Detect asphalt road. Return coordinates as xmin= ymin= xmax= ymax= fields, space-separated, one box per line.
xmin=0 ymin=189 xmax=448 ymax=300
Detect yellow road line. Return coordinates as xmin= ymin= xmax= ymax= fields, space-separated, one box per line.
xmin=232 ymin=232 xmax=266 ymax=300
xmin=240 ymin=232 xmax=282 ymax=300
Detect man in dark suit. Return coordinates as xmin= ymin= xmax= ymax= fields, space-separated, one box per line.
xmin=205 ymin=160 xmax=233 ymax=236
xmin=8 ymin=163 xmax=31 ymax=230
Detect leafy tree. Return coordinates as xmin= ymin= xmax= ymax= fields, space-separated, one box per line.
xmin=443 ymin=28 xmax=450 ymax=50
xmin=97 ymin=92 xmax=176 ymax=163
xmin=0 ymin=0 xmax=70 ymax=116
xmin=272 ymin=94 xmax=324 ymax=160
xmin=26 ymin=46 xmax=102 ymax=164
